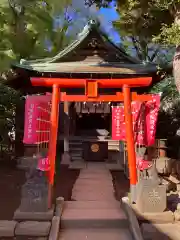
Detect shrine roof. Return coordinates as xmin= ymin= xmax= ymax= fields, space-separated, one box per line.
xmin=12 ymin=20 xmax=158 ymax=75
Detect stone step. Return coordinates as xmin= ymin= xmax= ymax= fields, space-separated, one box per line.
xmin=77 ymin=168 xmax=109 ymax=172
xmin=72 ymin=186 xmax=114 ymax=192
xmin=68 ymin=161 xmax=86 ymax=170
xmin=69 ymin=142 xmax=82 ymax=146
xmin=108 ymin=146 xmax=120 ymax=151
xmin=70 ymin=152 xmax=82 ymax=156
xmin=59 ymin=228 xmax=132 ymax=240
xmin=14 ymin=207 xmax=54 ymax=221
xmin=108 ymin=143 xmax=119 ymax=147
xmin=0 ymin=220 xmax=17 ymax=237
xmin=81 ymin=170 xmax=110 ymax=175
xmin=72 ymin=189 xmax=114 ymax=195
xmin=69 ymin=148 xmax=82 ymax=152
xmin=64 ymin=201 xmax=120 ymax=209
xmin=86 ymin=162 xmax=106 ymax=169
xmin=71 ymin=152 xmax=82 ymax=157
xmin=71 ymin=156 xmax=83 ymax=161
xmin=108 ymin=140 xmax=120 ymax=144
xmin=15 ymin=221 xmax=51 ymax=237
xmin=72 ymin=187 xmax=114 ymax=194
xmin=75 ymin=179 xmax=114 ymax=187
xmin=72 ymin=185 xmax=114 ymax=192
xmin=78 ymin=172 xmax=111 ymax=177
xmin=106 ymin=163 xmax=123 ymax=171
xmin=73 ymin=185 xmax=114 ymax=193
xmin=108 ymin=142 xmax=119 ymax=146
xmin=78 ymin=173 xmax=112 ymax=180
xmin=61 ymin=208 xmax=128 ymax=229
xmin=81 ymin=166 xmax=109 ymax=170
xmin=74 ymin=183 xmax=114 ymax=191
xmin=71 ymin=192 xmax=116 ymax=201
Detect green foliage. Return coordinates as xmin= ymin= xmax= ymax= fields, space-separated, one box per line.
xmin=115 ymin=0 xmax=180 ymax=47
xmin=114 ymin=1 xmax=180 ymax=138
xmin=148 ymin=76 xmax=180 ymax=137
xmin=153 ymin=23 xmax=180 ymax=46
xmin=0 ymin=84 xmax=21 ymax=142
xmin=114 ymin=0 xmax=175 ymax=62
xmin=0 ymin=0 xmax=75 ymax=151
xmin=0 ymin=0 xmax=73 ymax=72
xmin=150 ymin=76 xmax=179 ymax=105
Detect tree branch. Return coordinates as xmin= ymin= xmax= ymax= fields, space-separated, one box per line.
xmin=150 ymin=48 xmax=159 ymax=62
xmin=131 ymin=36 xmax=143 ymax=60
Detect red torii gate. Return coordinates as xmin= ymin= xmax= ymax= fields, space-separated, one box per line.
xmin=31 ymin=77 xmax=153 ymax=205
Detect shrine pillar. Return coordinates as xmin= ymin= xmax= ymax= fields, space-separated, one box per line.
xmin=61 ymin=101 xmax=71 ymax=165
xmin=48 ymin=84 xmax=60 ymax=206
xmin=123 ymin=85 xmax=137 ymax=203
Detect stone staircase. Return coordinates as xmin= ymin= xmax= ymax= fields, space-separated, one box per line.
xmin=108 ymin=140 xmax=120 ymax=151
xmin=59 ymin=163 xmax=133 ymax=240
xmin=69 ymin=139 xmax=83 ymax=161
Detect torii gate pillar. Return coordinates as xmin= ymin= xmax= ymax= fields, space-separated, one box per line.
xmin=48 ymin=84 xmax=60 ymax=206
xmin=123 ymin=85 xmax=137 ymax=202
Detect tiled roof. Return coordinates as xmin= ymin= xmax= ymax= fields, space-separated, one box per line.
xmin=12 ymin=20 xmax=158 ymax=75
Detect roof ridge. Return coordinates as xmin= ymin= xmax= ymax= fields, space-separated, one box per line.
xmin=19 ymin=21 xmax=95 ymax=66
xmin=17 ymin=19 xmax=141 ymax=67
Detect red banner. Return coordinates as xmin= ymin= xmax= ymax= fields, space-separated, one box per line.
xmin=112 ymin=106 xmax=123 ymax=140
xmin=145 ymin=95 xmax=160 ymax=146
xmin=111 ymin=95 xmax=160 ymax=146
xmin=112 ymin=106 xmax=131 ymax=140
xmin=23 ymin=95 xmax=51 ymax=144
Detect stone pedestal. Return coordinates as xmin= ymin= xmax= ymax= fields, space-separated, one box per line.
xmin=136 ymin=179 xmax=167 ymax=213
xmin=17 ymin=156 xmax=50 ymax=214
xmin=20 ymin=174 xmax=49 ymax=212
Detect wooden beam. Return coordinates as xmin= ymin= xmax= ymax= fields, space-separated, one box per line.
xmin=60 ymin=92 xmax=153 ymax=102
xmin=31 ymin=77 xmax=152 ymax=88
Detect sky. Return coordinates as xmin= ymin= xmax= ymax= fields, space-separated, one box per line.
xmin=70 ymin=0 xmax=120 ymax=43
xmin=99 ymin=2 xmax=120 ymax=43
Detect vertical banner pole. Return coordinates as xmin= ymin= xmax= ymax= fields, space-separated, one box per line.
xmin=48 ymin=84 xmax=60 ymax=208
xmin=123 ymin=85 xmax=137 ymax=203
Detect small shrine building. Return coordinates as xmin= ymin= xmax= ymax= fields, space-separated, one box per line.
xmin=7 ymin=20 xmax=164 ymax=203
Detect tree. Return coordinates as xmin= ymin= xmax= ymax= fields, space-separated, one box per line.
xmin=0 ymin=0 xmax=73 ymax=73
xmin=114 ymin=0 xmax=180 ymax=94
xmin=113 ymin=1 xmax=174 ymax=64
xmin=0 ymin=0 xmax=74 ymax=158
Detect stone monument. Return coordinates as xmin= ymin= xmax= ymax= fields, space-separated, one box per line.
xmin=20 ymin=169 xmax=49 ymax=212
xmin=136 ymin=179 xmax=167 ymax=213
xmin=136 ymin=146 xmax=167 ymax=213
xmin=14 ymin=153 xmax=53 ymax=220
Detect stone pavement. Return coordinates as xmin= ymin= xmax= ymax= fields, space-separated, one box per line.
xmin=59 ymin=162 xmax=133 ymax=240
